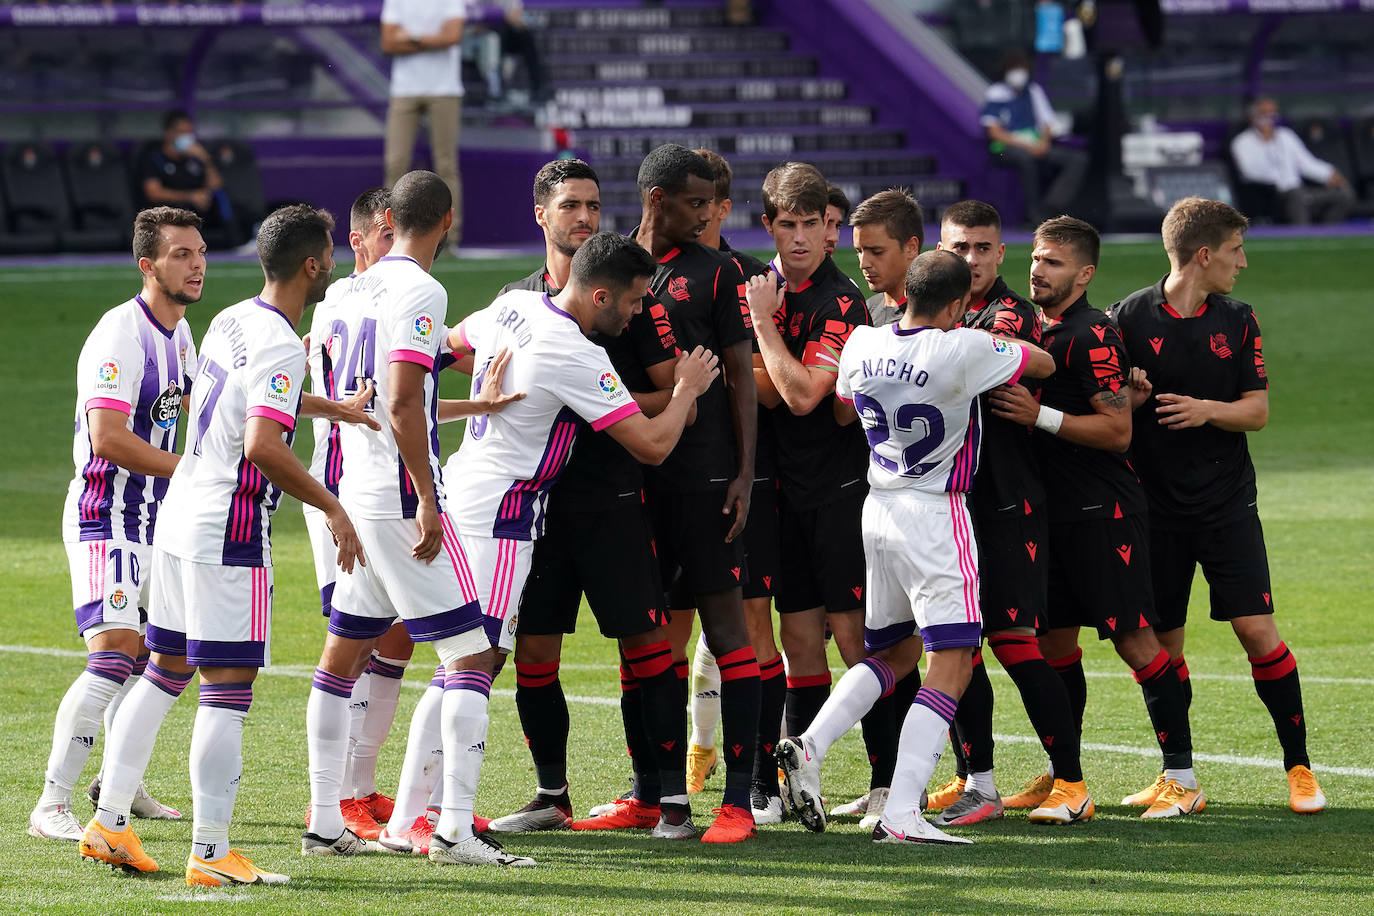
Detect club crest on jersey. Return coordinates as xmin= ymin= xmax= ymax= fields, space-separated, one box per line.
xmin=264 ymin=371 xmax=292 ymax=407
xmin=108 ymin=589 xmax=128 ymax=611
xmin=94 ymin=359 xmax=121 ymax=392
xmin=150 ymin=381 xmax=182 ymax=430
xmin=1209 ymin=333 xmax=1232 ymax=359
xmin=411 ymin=314 xmax=435 ymax=348
xmin=598 ymin=371 xmax=622 ymax=401
xmin=788 ymin=310 xmax=804 ymax=338
xmin=666 ymin=276 xmax=691 ymax=302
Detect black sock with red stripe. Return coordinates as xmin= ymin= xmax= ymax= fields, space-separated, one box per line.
xmin=753 ymin=654 xmax=786 ymax=794
xmin=717 ymin=646 xmax=761 ymax=810
xmin=618 ymin=658 xmax=659 ymax=806
xmin=1171 ymin=654 xmax=1192 ymax=711
xmin=625 ymin=640 xmax=688 ymax=800
xmin=991 ymin=633 xmax=1082 ymax=782
xmin=515 ymin=661 xmax=568 ymax=790
xmin=1134 ymin=648 xmax=1193 ymax=769
xmin=951 ymin=648 xmax=994 ymax=778
xmin=785 ymin=672 xmax=831 ymax=737
xmin=1048 ymin=647 xmax=1088 ymax=735
xmin=1249 ymin=641 xmax=1309 ymax=770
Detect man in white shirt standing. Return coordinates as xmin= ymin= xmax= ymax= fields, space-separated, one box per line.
xmin=1230 ymin=97 xmax=1353 ymax=225
xmin=381 ymin=0 xmax=466 ymax=248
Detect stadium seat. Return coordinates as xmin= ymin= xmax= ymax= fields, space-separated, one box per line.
xmin=209 ymin=139 xmax=266 ymax=241
xmin=63 ymin=142 xmax=135 ymax=253
xmin=1351 ymin=117 xmax=1374 ymax=200
xmin=1296 ymin=118 xmax=1356 ymax=189
xmin=0 ymin=142 xmax=65 ymax=254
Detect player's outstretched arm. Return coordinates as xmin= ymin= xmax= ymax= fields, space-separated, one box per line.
xmin=437 ymin=347 xmax=527 ymax=422
xmin=1017 ymin=340 xmax=1056 ymax=379
xmin=746 ymin=275 xmax=836 ymax=415
xmin=87 ymin=407 xmax=180 ymax=479
xmin=606 ymin=346 xmax=719 ymax=465
xmin=243 ymin=416 xmax=364 ymax=572
xmin=388 ymin=360 xmax=443 ymax=563
xmin=300 ymin=382 xmax=383 ymax=430
xmin=1155 ymin=388 xmax=1267 ymax=432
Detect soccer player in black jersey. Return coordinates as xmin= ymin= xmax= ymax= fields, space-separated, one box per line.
xmin=471 ymin=160 xmax=695 ymax=839
xmin=618 ymin=143 xmax=761 ymax=844
xmin=926 ymin=201 xmax=1088 ymax=825
xmin=823 ymin=184 xmax=852 ymax=257
xmin=851 ymin=189 xmax=923 ymax=327
xmin=1108 ymin=197 xmax=1323 ymax=814
xmin=748 ymin=162 xmax=899 ymax=825
xmin=989 ymin=216 xmax=1202 ymax=819
xmin=682 ymin=149 xmax=785 ymax=811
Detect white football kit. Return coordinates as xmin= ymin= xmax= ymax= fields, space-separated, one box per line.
xmin=835 ymin=323 xmax=1028 ymax=651
xmin=302 ymin=274 xmax=353 ymax=611
xmin=328 ymin=255 xmax=484 ymax=651
xmin=63 ymin=295 xmax=196 ymax=637
xmin=147 ymin=296 xmax=305 ymax=667
xmin=445 ymin=289 xmax=642 ymax=650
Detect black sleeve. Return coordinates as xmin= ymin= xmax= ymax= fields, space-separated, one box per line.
xmin=710 ymin=255 xmax=752 ymax=350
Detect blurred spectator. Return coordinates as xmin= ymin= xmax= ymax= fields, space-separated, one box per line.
xmin=981 ymin=49 xmax=1086 ymax=225
xmin=1231 ymin=97 xmax=1354 ymax=225
xmin=138 ymin=110 xmax=233 ymax=235
xmin=381 ymin=0 xmax=466 ymax=246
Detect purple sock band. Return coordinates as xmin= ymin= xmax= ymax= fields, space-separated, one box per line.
xmin=143 ymin=662 xmax=194 ymax=698
xmin=311 ymin=668 xmax=358 ymax=699
xmin=366 ymin=657 xmax=407 ymax=680
xmin=199 ymin=681 xmax=254 ymax=712
xmin=132 ymin=654 xmax=150 ymax=678
xmin=914 ymin=686 xmax=958 ymax=724
xmin=860 ymin=657 xmax=896 ymax=698
xmin=86 ymin=650 xmax=135 ymax=685
xmin=429 ymin=665 xmax=446 ymax=689
xmin=443 ymin=669 xmax=492 ymax=698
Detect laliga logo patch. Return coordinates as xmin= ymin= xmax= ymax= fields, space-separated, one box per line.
xmin=992 ymin=338 xmax=1013 ymax=355
xmin=150 ymin=381 xmax=182 ymax=430
xmin=108 ymin=589 xmax=128 ymax=611
xmin=95 ymin=359 xmax=121 ymax=392
xmin=598 ymin=371 xmax=622 ymax=401
xmin=265 ymin=371 xmax=292 ymax=406
xmin=411 ymin=314 xmax=435 ymax=348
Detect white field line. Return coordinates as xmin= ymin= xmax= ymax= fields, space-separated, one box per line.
xmin=7 ymin=643 xmax=1371 ymax=779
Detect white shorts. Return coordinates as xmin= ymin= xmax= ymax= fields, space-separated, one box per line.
xmin=862 ymin=488 xmax=982 ymax=653
xmin=302 ymin=504 xmax=337 ymax=616
xmin=458 ymin=531 xmax=534 ymax=653
xmin=65 ymin=539 xmax=150 ymax=638
xmin=329 ymin=513 xmax=484 ymax=645
xmin=147 ymin=549 xmax=273 ymax=668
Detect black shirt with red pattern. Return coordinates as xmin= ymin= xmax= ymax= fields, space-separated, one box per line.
xmin=770 ymin=255 xmax=871 ymax=509
xmin=963 ymin=275 xmax=1045 ymax=517
xmin=1108 ymin=278 xmax=1268 ymax=529
xmin=1034 ymin=294 xmax=1147 ymax=522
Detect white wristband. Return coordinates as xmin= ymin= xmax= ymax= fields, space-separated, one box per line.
xmin=1034 ymin=405 xmax=1064 ymax=435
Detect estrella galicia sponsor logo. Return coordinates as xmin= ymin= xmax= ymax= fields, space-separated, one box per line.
xmin=150 ymin=381 xmax=182 ymax=429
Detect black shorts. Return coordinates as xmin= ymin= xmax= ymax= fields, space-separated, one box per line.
xmin=741 ymin=477 xmax=781 ymax=601
xmin=1045 ymin=514 xmax=1157 ymax=640
xmin=1149 ymin=510 xmax=1273 ymax=633
xmin=775 ymin=489 xmax=866 ymax=615
xmin=517 ymin=498 xmax=668 ymax=640
xmin=972 ymin=504 xmax=1048 ymax=633
xmin=648 ymin=483 xmax=747 ymax=610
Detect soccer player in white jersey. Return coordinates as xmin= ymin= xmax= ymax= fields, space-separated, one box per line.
xmin=436 ymin=231 xmax=718 ymax=856
xmin=81 ymin=205 xmax=365 ymax=886
xmin=775 ymin=250 xmax=1054 ymax=845
xmin=28 ymin=208 xmax=203 ymax=843
xmin=305 ymin=171 xmax=524 ymax=864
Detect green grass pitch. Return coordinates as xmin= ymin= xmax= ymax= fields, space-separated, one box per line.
xmin=1 ymin=237 xmax=1371 ymax=915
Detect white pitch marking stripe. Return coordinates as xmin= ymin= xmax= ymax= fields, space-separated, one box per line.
xmin=6 ymin=644 xmax=1368 ymax=775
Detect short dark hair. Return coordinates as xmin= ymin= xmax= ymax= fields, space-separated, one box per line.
xmin=850 ymin=189 xmax=924 ymax=248
xmin=905 ymin=250 xmax=972 ymax=318
xmin=693 ymin=149 xmax=733 ymax=201
xmin=256 ymin=204 xmax=335 ymax=281
xmin=1000 ymin=49 xmax=1030 ymax=80
xmin=390 ymin=170 xmax=451 ymax=235
xmin=827 ymin=184 xmax=852 ymax=222
xmin=161 ymin=109 xmax=192 ymax=133
xmin=569 ymin=232 xmax=657 ymax=294
xmin=132 ymin=206 xmax=203 ymax=261
xmin=636 ymin=144 xmax=715 ymax=199
xmin=761 ymin=161 xmax=828 ymax=222
xmin=1161 ymin=197 xmax=1249 ymax=265
xmin=349 ymin=187 xmax=390 ymax=234
xmin=1034 ymin=215 xmax=1100 ymax=268
xmin=941 ymin=199 xmax=1001 ymax=235
xmin=533 ymin=158 xmax=600 ymax=207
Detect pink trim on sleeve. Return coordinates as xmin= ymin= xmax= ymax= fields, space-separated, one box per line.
xmin=835 ymin=393 xmax=854 ymax=405
xmin=1005 ymin=344 xmax=1030 ymax=387
xmin=455 ymin=318 xmax=473 ymax=353
xmin=389 ymin=349 xmax=436 ymax=370
xmin=246 ymin=405 xmax=297 ymax=430
xmin=590 ymin=401 xmax=642 ymax=432
xmin=86 ymin=397 xmax=132 ymax=416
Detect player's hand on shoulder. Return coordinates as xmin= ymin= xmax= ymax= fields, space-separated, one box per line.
xmin=674 ymin=345 xmax=719 ymax=399
xmin=338 ymin=381 xmax=383 ymax=431
xmin=988 ymin=382 xmax=1040 ymax=426
xmin=744 ymin=272 xmax=785 ymax=323
xmin=327 ymin=506 xmax=365 ymax=574
xmin=473 ymin=347 xmax=526 ymax=413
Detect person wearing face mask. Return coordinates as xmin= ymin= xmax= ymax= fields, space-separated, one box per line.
xmin=980 ymin=50 xmax=1087 ymax=226
xmin=139 ymin=111 xmax=227 ymax=227
xmin=1230 ymin=97 xmax=1353 ymax=226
